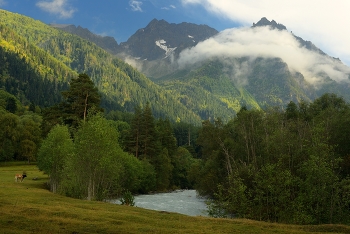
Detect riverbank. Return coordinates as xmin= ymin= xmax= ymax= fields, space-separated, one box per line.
xmin=1 ymin=163 xmax=350 ymax=234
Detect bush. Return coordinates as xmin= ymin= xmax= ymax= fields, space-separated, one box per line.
xmin=120 ymin=190 xmax=135 ymax=206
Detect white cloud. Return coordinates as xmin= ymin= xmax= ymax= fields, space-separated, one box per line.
xmin=161 ymin=4 xmax=176 ymax=10
xmin=178 ymin=26 xmax=350 ymax=87
xmin=129 ymin=0 xmax=143 ymax=12
xmin=36 ymin=0 xmax=76 ymax=19
xmin=180 ymin=0 xmax=350 ymax=66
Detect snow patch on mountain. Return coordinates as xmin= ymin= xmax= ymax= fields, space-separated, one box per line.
xmin=155 ymin=39 xmax=177 ymax=58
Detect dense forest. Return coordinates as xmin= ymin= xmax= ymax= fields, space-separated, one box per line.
xmin=195 ymin=93 xmax=350 ymax=224
xmin=1 ymin=73 xmax=350 ymax=224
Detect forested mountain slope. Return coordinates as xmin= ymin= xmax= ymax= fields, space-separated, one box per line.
xmin=0 ymin=9 xmax=201 ymax=124
xmin=154 ymin=18 xmax=350 ymax=119
xmin=51 ymin=24 xmax=120 ymax=54
xmin=2 ymin=9 xmax=350 ymax=123
xmin=56 ymin=15 xmax=350 ymax=122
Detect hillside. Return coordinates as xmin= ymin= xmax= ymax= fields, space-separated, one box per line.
xmin=0 ymin=9 xmax=201 ymax=124
xmin=50 ymin=24 xmax=120 ymax=54
xmin=153 ymin=18 xmax=350 ymax=116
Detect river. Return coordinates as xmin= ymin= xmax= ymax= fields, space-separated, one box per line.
xmin=110 ymin=190 xmax=208 ymax=217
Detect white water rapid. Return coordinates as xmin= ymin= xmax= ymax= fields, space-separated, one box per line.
xmin=111 ymin=190 xmax=208 ymax=217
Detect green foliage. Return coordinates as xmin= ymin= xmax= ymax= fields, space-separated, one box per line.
xmin=0 ymin=92 xmax=42 ymax=162
xmin=0 ymin=22 xmax=74 ymax=107
xmin=153 ymin=148 xmax=173 ymax=191
xmin=61 ymin=73 xmax=103 ymax=126
xmin=17 ymin=113 xmax=42 ymax=163
xmin=0 ymin=112 xmax=19 ymax=162
xmin=63 ymin=114 xmax=124 ymax=201
xmin=5 ymin=97 xmax=17 ymax=113
xmin=138 ymin=159 xmax=157 ymax=193
xmin=196 ymin=94 xmax=350 ymax=224
xmin=171 ymin=147 xmax=195 ymax=189
xmin=37 ymin=125 xmax=74 ymax=193
xmin=120 ymin=190 xmax=135 ymax=206
xmin=118 ymin=152 xmax=144 ymax=193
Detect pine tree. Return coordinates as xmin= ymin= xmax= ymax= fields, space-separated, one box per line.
xmin=6 ymin=97 xmax=17 ymax=113
xmin=61 ymin=73 xmax=102 ymax=128
xmin=125 ymin=105 xmax=142 ymax=158
xmin=140 ymin=102 xmax=157 ymax=159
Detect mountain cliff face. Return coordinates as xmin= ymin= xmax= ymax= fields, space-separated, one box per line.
xmin=252 ymin=17 xmax=287 ymax=30
xmin=118 ymin=19 xmax=218 ymax=61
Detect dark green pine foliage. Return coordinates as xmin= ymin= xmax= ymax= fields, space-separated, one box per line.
xmin=5 ymin=97 xmax=17 ymax=113
xmin=156 ymin=118 xmax=177 ymax=157
xmin=0 ymin=112 xmax=19 ymax=162
xmin=126 ymin=103 xmax=158 ymax=160
xmin=125 ymin=105 xmax=142 ymax=158
xmin=61 ymin=73 xmax=103 ymax=128
xmin=41 ymin=105 xmax=65 ymax=137
xmin=140 ymin=103 xmax=157 ymax=159
xmin=0 ymin=24 xmax=73 ymax=107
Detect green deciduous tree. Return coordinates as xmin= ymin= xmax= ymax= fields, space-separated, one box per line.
xmin=63 ymin=114 xmax=123 ymax=201
xmin=17 ymin=113 xmax=42 ymax=163
xmin=0 ymin=112 xmax=19 ymax=161
xmin=171 ymin=146 xmax=195 ymax=189
xmin=37 ymin=125 xmax=74 ymax=193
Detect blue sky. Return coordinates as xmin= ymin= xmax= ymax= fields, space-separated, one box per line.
xmin=1 ymin=0 xmax=349 ymax=66
xmin=0 ymin=0 xmax=239 ymax=43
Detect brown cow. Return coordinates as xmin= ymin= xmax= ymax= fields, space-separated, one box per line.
xmin=15 ymin=173 xmax=27 ymax=182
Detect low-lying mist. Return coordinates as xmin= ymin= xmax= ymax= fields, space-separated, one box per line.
xmin=177 ymin=26 xmax=350 ymax=87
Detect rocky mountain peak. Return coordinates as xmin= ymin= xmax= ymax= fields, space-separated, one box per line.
xmin=119 ymin=19 xmax=218 ymax=61
xmin=252 ymin=17 xmax=287 ymax=30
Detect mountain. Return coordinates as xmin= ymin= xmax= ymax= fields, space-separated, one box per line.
xmin=118 ymin=19 xmax=218 ymax=61
xmin=1 ymin=10 xmax=349 ymax=123
xmin=253 ymin=17 xmax=326 ymax=56
xmin=0 ymin=9 xmax=202 ymax=124
xmin=49 ymin=19 xmax=218 ymax=80
xmin=152 ymin=17 xmax=350 ymax=119
xmin=113 ymin=19 xmax=218 ymax=79
xmin=252 ymin=17 xmax=287 ymax=30
xmin=50 ymin=24 xmax=120 ymax=54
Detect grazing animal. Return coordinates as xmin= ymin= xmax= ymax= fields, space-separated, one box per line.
xmin=15 ymin=173 xmax=27 ymax=182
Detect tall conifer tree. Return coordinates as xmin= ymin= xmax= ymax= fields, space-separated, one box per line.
xmin=61 ymin=73 xmax=102 ymax=128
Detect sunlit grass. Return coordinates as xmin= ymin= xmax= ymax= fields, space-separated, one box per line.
xmin=1 ymin=163 xmax=349 ymax=233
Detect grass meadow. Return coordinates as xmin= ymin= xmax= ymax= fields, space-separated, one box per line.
xmin=1 ymin=162 xmax=350 ymax=234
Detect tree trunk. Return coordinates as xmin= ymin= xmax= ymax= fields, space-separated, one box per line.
xmin=84 ymin=92 xmax=89 ymax=122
